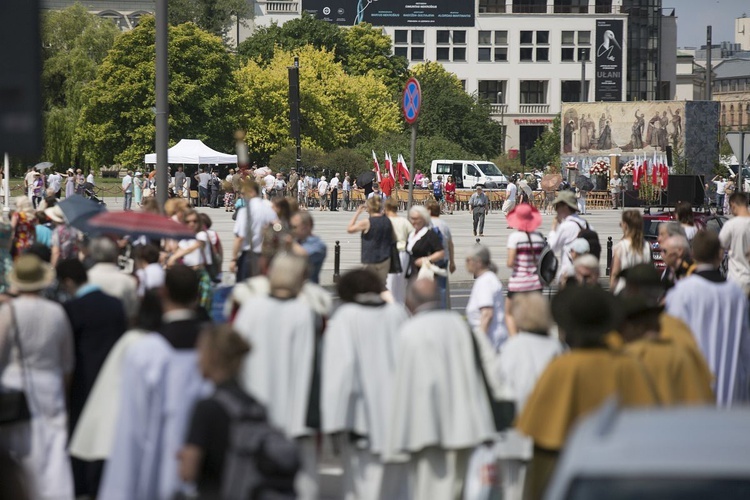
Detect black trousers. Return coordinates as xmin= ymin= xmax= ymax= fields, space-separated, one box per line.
xmin=330 ymin=188 xmax=338 ymax=211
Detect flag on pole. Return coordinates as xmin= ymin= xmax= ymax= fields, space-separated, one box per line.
xmin=633 ymin=161 xmax=641 ymax=190
xmin=372 ymin=150 xmax=382 ymax=183
xmin=652 ymin=160 xmax=658 ymax=186
xmin=386 ymin=152 xmax=395 ymax=179
xmin=397 ymin=154 xmax=411 ymax=185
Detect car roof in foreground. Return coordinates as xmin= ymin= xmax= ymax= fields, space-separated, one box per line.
xmin=546 ymin=401 xmax=750 ymax=498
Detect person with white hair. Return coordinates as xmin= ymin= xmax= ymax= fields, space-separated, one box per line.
xmin=317 ymin=176 xmax=329 ymax=211
xmin=233 ymin=254 xmax=320 ymax=499
xmin=87 ymin=237 xmax=139 ymax=322
xmin=560 ymin=237 xmax=590 ymax=286
xmin=404 ymin=206 xmax=444 ymax=283
xmin=572 ymin=254 xmax=600 ymax=286
xmin=465 ymin=244 xmax=508 ymax=349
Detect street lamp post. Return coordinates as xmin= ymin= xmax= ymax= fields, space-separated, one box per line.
xmin=497 ymin=91 xmax=505 ymax=154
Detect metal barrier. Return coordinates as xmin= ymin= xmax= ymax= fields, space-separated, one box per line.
xmin=605 ymin=236 xmax=613 ymax=276
xmin=333 ymin=240 xmax=341 ymax=283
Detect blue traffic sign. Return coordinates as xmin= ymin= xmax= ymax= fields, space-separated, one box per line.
xmin=402 ymin=78 xmax=421 ymax=125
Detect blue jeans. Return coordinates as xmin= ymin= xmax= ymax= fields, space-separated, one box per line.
xmin=124 ymin=192 xmax=133 ymax=211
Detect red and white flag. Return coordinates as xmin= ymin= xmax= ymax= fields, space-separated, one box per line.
xmin=372 ymin=150 xmax=382 ymax=183
xmin=660 ymin=162 xmax=669 ymax=188
xmin=386 ymin=152 xmax=396 ymax=179
xmin=633 ymin=162 xmax=641 ymax=190
xmin=397 ymin=154 xmax=411 ymax=185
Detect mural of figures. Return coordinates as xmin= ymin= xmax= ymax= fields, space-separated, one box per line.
xmin=562 ymin=101 xmax=687 ymax=155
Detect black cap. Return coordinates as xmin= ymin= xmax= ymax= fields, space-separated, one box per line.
xmin=618 ymin=263 xmax=663 ymax=288
xmin=552 ymin=285 xmax=621 ymax=347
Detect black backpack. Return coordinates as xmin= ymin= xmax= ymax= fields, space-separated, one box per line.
xmin=215 ymin=389 xmax=300 ymax=500
xmin=576 ymin=219 xmax=601 ymax=261
xmin=526 ymin=232 xmax=558 ymax=286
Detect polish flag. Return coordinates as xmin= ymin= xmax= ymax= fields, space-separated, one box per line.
xmin=652 ymin=160 xmax=658 ymax=186
xmin=661 ymin=162 xmax=669 ymax=189
xmin=397 ymin=154 xmax=411 ymax=185
xmin=372 ymin=150 xmax=382 ymax=183
xmin=385 ymin=152 xmax=396 ymax=179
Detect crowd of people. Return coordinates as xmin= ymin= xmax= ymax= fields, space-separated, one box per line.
xmin=0 ymin=164 xmax=749 ymax=500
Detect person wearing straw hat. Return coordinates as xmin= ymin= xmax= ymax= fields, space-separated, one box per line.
xmin=548 ymin=190 xmax=592 ymax=281
xmin=0 ymin=254 xmax=75 ymax=498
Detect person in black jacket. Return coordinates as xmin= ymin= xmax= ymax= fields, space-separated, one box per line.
xmin=56 ymin=259 xmax=127 ymax=497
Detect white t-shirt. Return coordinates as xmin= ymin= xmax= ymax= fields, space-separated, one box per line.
xmin=506 ymin=183 xmax=518 ymax=200
xmin=297 ymin=179 xmax=305 ymax=193
xmin=179 ymin=231 xmax=211 ymax=267
xmin=86 ymin=173 xmax=95 ymax=185
xmin=232 ymin=197 xmax=278 ymax=253
xmin=121 ymin=174 xmax=133 ymax=193
xmin=329 ymin=177 xmax=340 ymax=189
xmin=48 ymin=173 xmax=62 ymax=193
xmin=714 ymin=180 xmax=727 ymax=194
xmin=198 ymin=172 xmax=211 ymax=189
xmin=466 ymin=271 xmax=508 ymax=350
xmin=318 ymin=180 xmax=329 ymax=195
xmin=264 ymin=174 xmax=275 ymax=191
xmin=719 ymin=215 xmax=750 ymax=291
xmin=420 ymin=176 xmax=430 ymax=188
xmin=548 ymin=215 xmax=591 ymax=279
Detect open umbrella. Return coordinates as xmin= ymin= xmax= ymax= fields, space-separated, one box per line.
xmin=34 ymin=162 xmax=53 ymax=171
xmin=575 ymin=174 xmax=595 ymax=192
xmin=57 ymin=195 xmax=107 ymax=233
xmin=540 ymin=174 xmax=563 ymax=192
xmin=356 ymin=171 xmax=376 ymax=188
xmin=87 ymin=211 xmax=195 ymax=240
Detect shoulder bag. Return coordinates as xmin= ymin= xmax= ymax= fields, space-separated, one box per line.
xmin=468 ymin=328 xmax=515 ymax=432
xmin=0 ymin=304 xmax=31 ymax=426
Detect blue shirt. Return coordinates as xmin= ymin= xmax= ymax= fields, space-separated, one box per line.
xmin=300 ymin=235 xmax=327 ymax=284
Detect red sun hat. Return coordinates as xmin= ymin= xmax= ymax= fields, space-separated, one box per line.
xmin=507 ymin=203 xmax=542 ymax=232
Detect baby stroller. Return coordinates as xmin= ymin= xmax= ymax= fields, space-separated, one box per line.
xmin=83 ymin=182 xmax=106 ymax=206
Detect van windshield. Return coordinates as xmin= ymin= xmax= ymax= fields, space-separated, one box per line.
xmin=476 ymin=162 xmax=502 ymax=176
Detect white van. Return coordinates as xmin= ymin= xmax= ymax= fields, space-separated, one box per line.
xmin=430 ymin=160 xmax=508 ymax=189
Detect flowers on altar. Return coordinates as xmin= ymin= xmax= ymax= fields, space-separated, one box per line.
xmin=620 ymin=160 xmax=635 ymax=176
xmin=565 ymin=161 xmax=579 ymax=170
xmin=590 ymin=160 xmax=609 ymax=176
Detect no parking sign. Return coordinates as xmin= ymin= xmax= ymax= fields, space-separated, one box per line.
xmin=402 ymin=78 xmax=421 ymax=125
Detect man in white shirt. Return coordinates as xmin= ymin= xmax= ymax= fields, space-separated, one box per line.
xmin=548 ymin=190 xmax=592 ymax=280
xmin=273 ymin=173 xmax=286 ymax=199
xmin=24 ymin=167 xmax=37 ymax=202
xmin=86 ymin=170 xmax=95 ymax=186
xmin=609 ymin=172 xmax=622 ymax=209
xmin=719 ymin=192 xmax=750 ymax=296
xmin=121 ymin=171 xmax=133 ymax=211
xmin=502 ymin=178 xmax=518 ymax=223
xmin=297 ymin=177 xmax=306 ymax=207
xmin=341 ymin=175 xmax=351 ymax=211
xmin=317 ymin=176 xmax=329 ymax=211
xmin=328 ymin=173 xmax=340 ymax=211
xmin=48 ymin=170 xmax=63 ymax=198
xmin=230 ymin=180 xmax=278 ymax=281
xmin=194 ymin=168 xmax=211 ymax=206
xmin=263 ymin=171 xmax=276 ymax=199
xmin=712 ymin=175 xmax=727 ymax=212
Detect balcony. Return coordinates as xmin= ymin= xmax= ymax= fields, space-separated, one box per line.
xmin=263 ymin=1 xmax=299 ymax=14
xmin=490 ymin=103 xmax=508 ymax=116
xmin=519 ymin=103 xmax=550 ymax=114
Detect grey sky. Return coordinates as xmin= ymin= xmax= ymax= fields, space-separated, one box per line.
xmin=673 ymin=0 xmax=749 ymax=47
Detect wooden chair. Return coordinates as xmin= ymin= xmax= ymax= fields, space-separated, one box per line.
xmin=190 ymin=190 xmax=199 ymax=206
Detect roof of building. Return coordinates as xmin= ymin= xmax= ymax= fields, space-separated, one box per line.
xmin=714 ymin=57 xmax=750 ymax=79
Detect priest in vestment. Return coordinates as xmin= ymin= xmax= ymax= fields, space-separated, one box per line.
xmin=665 ymin=231 xmax=750 ymax=407
xmin=517 ymin=285 xmax=658 ymax=499
xmin=233 ymin=254 xmax=320 ymax=499
xmin=383 ymin=280 xmax=495 ymax=500
xmin=98 ymin=266 xmax=210 ymax=500
xmin=321 ymin=269 xmax=409 ymax=500
xmin=618 ymin=295 xmax=714 ymax=405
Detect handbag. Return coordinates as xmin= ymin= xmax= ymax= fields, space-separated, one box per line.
xmin=0 ymin=304 xmax=31 ymax=426
xmin=388 ymin=243 xmax=402 ymax=274
xmin=469 ymin=328 xmax=515 ymax=432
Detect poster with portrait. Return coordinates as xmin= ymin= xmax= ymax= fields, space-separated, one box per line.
xmin=595 ymin=19 xmax=624 ymax=102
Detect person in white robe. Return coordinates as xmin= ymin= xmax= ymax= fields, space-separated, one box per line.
xmin=383 ymin=279 xmax=495 ymax=500
xmin=98 ymin=266 xmax=211 ymax=500
xmin=665 ymin=230 xmax=750 ymax=407
xmin=322 ymin=269 xmax=410 ymax=500
xmin=490 ymin=292 xmax=565 ymax=500
xmin=233 ymin=254 xmax=320 ymax=499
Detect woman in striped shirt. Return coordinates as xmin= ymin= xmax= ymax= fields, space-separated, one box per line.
xmin=506 ymin=204 xmax=546 ymax=332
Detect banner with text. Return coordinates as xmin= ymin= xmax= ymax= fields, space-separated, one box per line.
xmin=594 ymin=19 xmax=624 ymax=102
xmin=302 ymin=0 xmax=475 ymax=27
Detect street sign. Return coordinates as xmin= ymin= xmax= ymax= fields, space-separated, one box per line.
xmin=726 ymin=132 xmax=750 ymax=163
xmin=402 ymin=78 xmax=421 ymax=125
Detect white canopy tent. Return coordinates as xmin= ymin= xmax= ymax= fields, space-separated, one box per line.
xmin=144 ymin=139 xmax=237 ymax=164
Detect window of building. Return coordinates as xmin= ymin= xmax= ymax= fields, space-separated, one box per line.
xmin=478 ymin=80 xmax=506 ymax=103
xmin=578 ymin=47 xmax=591 ymax=61
xmin=562 ymin=31 xmax=575 ymax=45
xmin=394 ymin=30 xmax=408 ymax=44
xmin=479 ymin=48 xmax=492 ymax=61
xmin=520 ymin=47 xmax=534 ymax=61
xmin=495 ymin=31 xmax=508 ymax=45
xmin=520 ymin=31 xmax=534 ymax=44
xmin=479 ymin=0 xmax=506 ymax=13
xmin=460 ymin=80 xmax=467 ymax=91
xmin=536 ymin=31 xmax=549 ymax=44
xmin=520 ymin=80 xmax=547 ymax=104
xmin=437 ymin=30 xmax=450 ymax=44
xmin=411 ymin=47 xmax=424 ymax=61
xmin=595 ymin=0 xmax=613 ymax=14
xmin=453 ymin=31 xmax=467 ymax=44
xmin=554 ymin=0 xmax=588 ymax=14
xmin=437 ymin=47 xmax=450 ymax=61
xmin=479 ymin=31 xmax=492 ymax=45
xmin=562 ymin=47 xmax=575 ymax=61
xmin=411 ymin=30 xmax=424 ymax=44
xmin=536 ymin=48 xmax=549 ymax=61
xmin=513 ymin=0 xmax=546 ymax=14
xmin=578 ymin=31 xmax=591 ymax=44
xmin=495 ymin=47 xmax=508 ymax=61
xmin=561 ymin=80 xmax=590 ymax=102
xmin=453 ymin=48 xmax=467 ymax=61
xmin=394 ymin=47 xmax=408 ymax=58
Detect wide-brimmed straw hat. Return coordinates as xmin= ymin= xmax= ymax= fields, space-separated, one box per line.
xmin=507 ymin=203 xmax=542 ymax=232
xmin=552 ymin=190 xmax=579 ymax=211
xmin=9 ymin=255 xmax=55 ymax=292
xmin=44 ymin=205 xmax=65 ymax=224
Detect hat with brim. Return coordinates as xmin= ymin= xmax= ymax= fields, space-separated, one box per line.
xmin=552 ymin=190 xmax=579 ymax=211
xmin=619 ymin=295 xmax=664 ymax=320
xmin=44 ymin=205 xmax=65 ymax=224
xmin=551 ymin=285 xmax=621 ymax=345
xmin=476 ymin=185 xmax=483 ymax=190
xmin=9 ymin=255 xmax=55 ymax=293
xmin=507 ymin=203 xmax=542 ymax=232
xmin=618 ymin=263 xmax=664 ymax=289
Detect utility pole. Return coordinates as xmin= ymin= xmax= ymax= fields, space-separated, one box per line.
xmin=706 ymin=26 xmax=713 ymax=101
xmin=155 ymin=0 xmax=169 ymax=211
xmin=580 ymin=58 xmax=586 ymax=102
xmin=288 ymin=57 xmax=302 ymax=172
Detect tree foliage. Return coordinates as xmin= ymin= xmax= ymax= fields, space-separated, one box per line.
xmin=234 ymin=45 xmax=400 ymax=164
xmin=76 ymin=17 xmax=236 ymax=167
xmin=410 ymin=62 xmax=503 ymax=159
xmin=168 ymin=0 xmax=250 ymax=41
xmin=355 ymin=132 xmax=471 ymax=175
xmin=41 ymin=5 xmax=120 ymax=167
xmin=525 ymin=114 xmax=561 ymax=169
xmin=342 ymin=23 xmax=408 ymax=95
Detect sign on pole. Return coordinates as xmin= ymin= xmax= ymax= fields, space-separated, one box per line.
xmin=403 ymin=78 xmax=421 ymax=209
xmin=726 ymin=132 xmax=750 ymax=192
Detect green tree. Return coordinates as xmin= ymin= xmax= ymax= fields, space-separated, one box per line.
xmin=525 ymin=115 xmax=561 ymax=169
xmin=169 ymin=0 xmax=250 ymax=41
xmin=411 ymin=62 xmax=503 ymax=159
xmin=76 ymin=17 xmax=237 ymax=167
xmin=342 ymin=23 xmax=408 ymax=95
xmin=268 ymin=146 xmax=324 ymax=172
xmin=41 ymin=5 xmax=120 ymax=167
xmin=234 ymin=45 xmax=400 ymax=163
